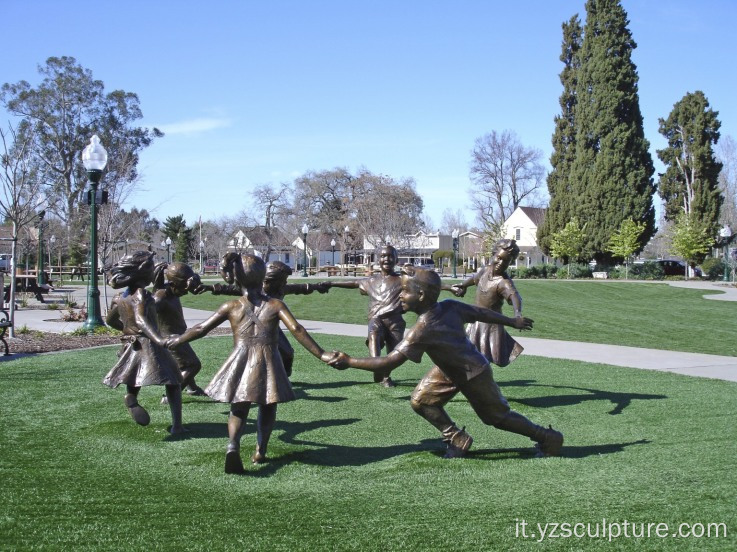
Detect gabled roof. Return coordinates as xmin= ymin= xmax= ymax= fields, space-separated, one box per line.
xmin=519 ymin=207 xmax=547 ymax=228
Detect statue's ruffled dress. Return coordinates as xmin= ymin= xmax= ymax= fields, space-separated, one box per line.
xmin=205 ymin=297 xmax=295 ymax=405
xmin=103 ymin=289 xmax=183 ymax=388
xmin=465 ymin=271 xmax=523 ymax=367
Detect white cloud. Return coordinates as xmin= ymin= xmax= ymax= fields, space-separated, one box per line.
xmin=156 ymin=117 xmax=232 ymax=136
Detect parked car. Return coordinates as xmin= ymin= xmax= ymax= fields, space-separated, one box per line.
xmin=656 ymin=259 xmax=702 ymax=278
xmin=0 ymin=254 xmax=10 ymax=271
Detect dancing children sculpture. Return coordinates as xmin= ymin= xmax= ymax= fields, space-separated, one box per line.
xmin=103 ymin=251 xmax=185 ymax=434
xmin=152 ymin=261 xmax=206 ymax=404
xmin=451 ymin=239 xmax=524 ymax=367
xmin=329 ymin=265 xmax=563 ymax=459
xmin=166 ymin=254 xmax=337 ymax=474
xmin=196 ymin=255 xmax=329 ymax=377
xmin=320 ymin=245 xmax=404 ymax=387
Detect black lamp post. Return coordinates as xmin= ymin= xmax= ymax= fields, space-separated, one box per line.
xmin=342 ymin=225 xmax=349 ymax=276
xmin=452 ymin=228 xmax=459 ymax=278
xmin=719 ymin=225 xmax=734 ymax=282
xmin=49 ymin=235 xmax=56 ymax=282
xmin=82 ymin=135 xmax=107 ymax=331
xmin=36 ymin=210 xmax=46 ymax=285
xmin=166 ymin=236 xmax=172 ymax=263
xmin=301 ymin=223 xmax=309 ymax=277
xmin=330 ymin=238 xmax=336 ymax=267
xmin=199 ymin=240 xmax=205 ymax=274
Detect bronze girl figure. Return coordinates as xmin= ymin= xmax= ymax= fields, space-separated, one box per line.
xmin=167 ymin=254 xmax=336 ymax=474
xmin=103 ymin=251 xmax=185 ymax=434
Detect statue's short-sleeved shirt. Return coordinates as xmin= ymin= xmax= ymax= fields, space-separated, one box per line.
xmin=395 ymin=300 xmax=491 ymax=383
xmin=474 ymin=268 xmax=519 ymax=312
xmin=359 ymin=273 xmax=402 ymax=320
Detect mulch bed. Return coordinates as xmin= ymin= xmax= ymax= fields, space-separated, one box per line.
xmin=4 ymin=328 xmax=233 ymax=356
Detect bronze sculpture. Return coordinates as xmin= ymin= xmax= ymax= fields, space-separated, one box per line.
xmin=451 ymin=239 xmax=524 ymax=367
xmin=166 ymin=254 xmax=337 ymax=474
xmin=153 ymin=262 xmax=206 ymax=404
xmin=330 ymin=265 xmax=563 ymax=459
xmin=320 ymin=245 xmax=404 ymax=387
xmin=103 ymin=251 xmax=185 ymax=434
xmin=196 ymin=255 xmax=329 ymax=377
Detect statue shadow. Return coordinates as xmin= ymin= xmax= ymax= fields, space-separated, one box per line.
xmin=500 ymin=379 xmax=667 ymax=415
xmin=245 ymin=438 xmax=439 ymax=478
xmin=468 ymin=439 xmax=651 ymax=461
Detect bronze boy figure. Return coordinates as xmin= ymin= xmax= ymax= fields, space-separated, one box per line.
xmin=321 ymin=245 xmax=404 ymax=387
xmin=330 ymin=265 xmax=563 ymax=459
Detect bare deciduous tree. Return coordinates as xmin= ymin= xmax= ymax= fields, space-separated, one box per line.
xmin=718 ymin=135 xmax=737 ymax=227
xmin=469 ymin=130 xmax=546 ymax=231
xmin=0 ymin=123 xmax=46 ymax=335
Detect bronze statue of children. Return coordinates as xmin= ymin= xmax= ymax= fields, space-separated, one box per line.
xmin=103 ymin=251 xmax=185 ymax=434
xmin=153 ymin=262 xmax=206 ymax=402
xmin=330 ymin=265 xmax=563 ymax=459
xmin=166 ymin=254 xmax=337 ymax=474
xmin=196 ymin=256 xmax=328 ymax=377
xmin=320 ymin=245 xmax=404 ymax=387
xmin=451 ymin=239 xmax=524 ymax=367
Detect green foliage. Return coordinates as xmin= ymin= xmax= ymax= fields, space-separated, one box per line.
xmin=508 ymin=263 xmax=559 ymax=279
xmin=67 ymin=239 xmax=86 ymax=267
xmin=549 ymin=218 xmax=586 ymax=277
xmin=670 ymin=212 xmax=713 ymax=271
xmin=607 ymin=218 xmax=646 ymax=278
xmin=657 ymin=90 xmax=723 ymax=237
xmin=538 ymin=15 xmax=583 ymax=255
xmin=608 ymin=261 xmax=665 ymax=280
xmin=567 ymin=0 xmax=656 ymax=262
xmin=700 ymin=256 xmax=725 ymax=281
xmin=432 ymin=249 xmax=453 ymax=268
xmin=162 ymin=214 xmax=193 ymax=262
xmin=0 ymin=56 xmax=161 ymax=226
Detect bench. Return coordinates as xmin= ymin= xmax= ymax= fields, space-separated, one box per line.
xmin=0 ymin=309 xmax=11 ymax=355
xmin=323 ymin=266 xmax=340 ymax=277
xmin=593 ymin=271 xmax=608 ymax=279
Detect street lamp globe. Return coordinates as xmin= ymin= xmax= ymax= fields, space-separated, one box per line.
xmin=301 ymin=224 xmax=309 ymax=277
xmin=82 ymin=135 xmax=108 ymax=172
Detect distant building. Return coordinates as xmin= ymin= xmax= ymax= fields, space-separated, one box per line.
xmin=502 ymin=206 xmax=553 ymax=267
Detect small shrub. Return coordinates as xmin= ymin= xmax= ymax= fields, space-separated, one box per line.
xmin=16 ymin=324 xmax=31 ymax=335
xmin=69 ymin=325 xmax=120 ymax=337
xmin=46 ymin=303 xmax=60 ymax=310
xmin=700 ymin=257 xmax=724 ymax=281
xmin=60 ymin=304 xmax=87 ymax=322
xmin=559 ymin=263 xmax=593 ymax=279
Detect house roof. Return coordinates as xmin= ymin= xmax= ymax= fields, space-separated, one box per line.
xmin=519 ymin=207 xmax=547 ymax=228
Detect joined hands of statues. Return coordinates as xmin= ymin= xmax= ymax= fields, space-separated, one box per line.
xmin=164 ymin=335 xmax=182 ymax=349
xmin=326 ymin=351 xmax=350 ymax=370
xmin=450 ymin=285 xmax=466 ymax=298
xmin=514 ymin=316 xmax=534 ymax=331
xmin=320 ymin=350 xmax=342 ymax=365
xmin=314 ymin=282 xmax=331 ymax=294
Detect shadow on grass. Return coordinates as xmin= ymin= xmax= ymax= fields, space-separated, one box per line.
xmin=500 ymin=379 xmax=667 ymax=415
xmin=469 ymin=439 xmax=651 ymax=460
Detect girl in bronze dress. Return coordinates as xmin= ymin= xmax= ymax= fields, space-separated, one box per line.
xmin=451 ymin=239 xmax=524 ymax=367
xmin=166 ymin=254 xmax=336 ymax=474
xmin=104 ymin=251 xmax=185 ymax=434
xmin=152 ymin=262 xmax=205 ymax=400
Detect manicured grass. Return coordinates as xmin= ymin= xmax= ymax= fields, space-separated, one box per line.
xmin=181 ymin=279 xmax=737 ymax=356
xmin=1 ymin=335 xmax=735 ymax=550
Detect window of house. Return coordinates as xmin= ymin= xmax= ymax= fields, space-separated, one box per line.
xmin=515 ymin=228 xmax=521 ymax=241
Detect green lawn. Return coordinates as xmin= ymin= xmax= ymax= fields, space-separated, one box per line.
xmin=182 ymin=279 xmax=737 ymax=356
xmin=1 ymin=335 xmax=735 ymax=550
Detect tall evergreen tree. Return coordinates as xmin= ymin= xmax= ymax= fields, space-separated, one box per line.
xmin=568 ymin=0 xmax=656 ymax=263
xmin=657 ymin=90 xmax=723 ymax=239
xmin=538 ymin=15 xmax=583 ymax=254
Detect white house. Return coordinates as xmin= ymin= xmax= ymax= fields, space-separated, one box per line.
xmin=503 ymin=207 xmax=553 ymax=267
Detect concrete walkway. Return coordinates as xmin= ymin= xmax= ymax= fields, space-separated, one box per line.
xmin=3 ymin=281 xmax=736 ymax=383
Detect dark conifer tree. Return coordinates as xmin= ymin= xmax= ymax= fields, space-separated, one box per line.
xmin=538 ymin=15 xmax=583 ymax=255
xmin=568 ymin=0 xmax=656 ymax=263
xmin=657 ymin=91 xmax=723 ymax=238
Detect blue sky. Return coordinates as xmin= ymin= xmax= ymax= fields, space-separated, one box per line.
xmin=2 ymin=0 xmax=735 ymax=230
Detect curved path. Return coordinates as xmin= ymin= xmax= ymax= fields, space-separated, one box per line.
xmin=4 ymin=283 xmax=736 ymax=382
